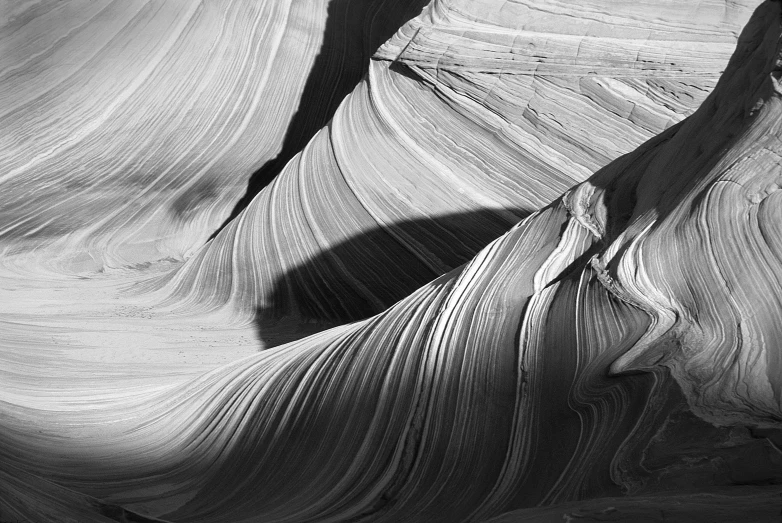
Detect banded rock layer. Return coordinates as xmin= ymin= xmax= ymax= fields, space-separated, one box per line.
xmin=2 ymin=1 xmax=782 ymax=523
xmin=151 ymin=0 xmax=757 ymax=335
xmin=0 ymin=0 xmax=427 ymax=266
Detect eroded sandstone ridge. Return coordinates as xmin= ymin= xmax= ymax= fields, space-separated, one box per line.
xmin=1 ymin=0 xmax=781 ymax=522
xmin=150 ymin=0 xmax=758 ymax=330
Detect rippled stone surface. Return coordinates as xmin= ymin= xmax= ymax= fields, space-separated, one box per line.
xmin=1 ymin=0 xmax=781 ymax=522
xmin=150 ymin=0 xmax=757 ymax=336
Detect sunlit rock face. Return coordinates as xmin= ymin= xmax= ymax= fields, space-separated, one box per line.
xmin=2 ymin=0 xmax=782 ymax=522
xmin=0 ymin=0 xmax=427 ymax=267
xmin=152 ymin=0 xmax=758 ymax=334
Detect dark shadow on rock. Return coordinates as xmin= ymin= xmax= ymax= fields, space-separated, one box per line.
xmin=255 ymin=208 xmax=530 ymax=348
xmin=388 ymin=60 xmax=423 ymax=82
xmin=208 ymin=0 xmax=429 ymax=241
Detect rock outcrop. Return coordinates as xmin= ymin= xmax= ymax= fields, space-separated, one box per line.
xmin=151 ymin=0 xmax=757 ymax=336
xmin=1 ymin=1 xmax=781 ymax=522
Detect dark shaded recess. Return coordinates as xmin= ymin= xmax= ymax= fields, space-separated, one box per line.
xmin=98 ymin=503 xmax=171 ymax=523
xmin=613 ymin=368 xmax=782 ymax=495
xmin=255 ymin=208 xmax=529 ymax=347
xmin=0 ymin=460 xmax=175 ymax=523
xmin=208 ymin=0 xmax=430 ymax=241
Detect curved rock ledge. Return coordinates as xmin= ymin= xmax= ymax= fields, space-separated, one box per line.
xmin=148 ymin=0 xmax=755 ymax=337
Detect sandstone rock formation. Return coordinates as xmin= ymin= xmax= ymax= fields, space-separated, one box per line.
xmin=1 ymin=0 xmax=780 ymax=522
xmin=151 ymin=0 xmax=757 ymax=334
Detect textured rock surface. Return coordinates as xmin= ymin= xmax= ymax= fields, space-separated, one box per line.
xmin=0 ymin=0 xmax=427 ymax=265
xmin=151 ymin=0 xmax=757 ymax=334
xmin=2 ymin=0 xmax=782 ymax=522
xmin=483 ymin=487 xmax=782 ymax=522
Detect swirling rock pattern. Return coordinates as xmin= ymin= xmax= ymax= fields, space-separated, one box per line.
xmin=2 ymin=0 xmax=782 ymax=522
xmin=0 ymin=0 xmax=427 ymax=266
xmin=152 ymin=0 xmax=757 ymax=335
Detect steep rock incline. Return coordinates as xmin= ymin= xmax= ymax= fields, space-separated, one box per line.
xmin=151 ymin=0 xmax=755 ymax=341
xmin=2 ymin=2 xmax=781 ymax=522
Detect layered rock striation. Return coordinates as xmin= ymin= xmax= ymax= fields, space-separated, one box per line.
xmin=149 ymin=0 xmax=757 ymax=342
xmin=1 ymin=0 xmax=781 ymax=522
